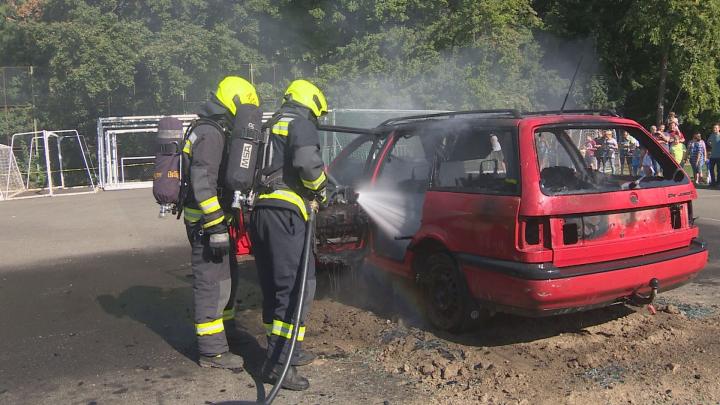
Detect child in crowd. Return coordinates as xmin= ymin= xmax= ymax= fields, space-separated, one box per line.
xmin=688 ymin=133 xmax=707 ymax=184
xmin=583 ymin=135 xmax=597 ymax=170
xmin=669 ymin=134 xmax=687 ymax=165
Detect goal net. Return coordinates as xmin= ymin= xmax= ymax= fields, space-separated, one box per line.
xmin=0 ymin=144 xmax=25 ymax=200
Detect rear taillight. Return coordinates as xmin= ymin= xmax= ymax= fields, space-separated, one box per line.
xmin=688 ymin=201 xmax=695 ymax=226
xmin=562 ymin=221 xmax=579 ymax=245
xmin=520 ymin=216 xmax=551 ymax=249
xmin=524 ymin=217 xmax=540 ymax=245
xmin=670 ymin=204 xmax=682 ymax=229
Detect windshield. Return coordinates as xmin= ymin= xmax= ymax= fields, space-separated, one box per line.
xmin=535 ymin=125 xmax=688 ymax=195
xmin=326 ymin=133 xmax=381 ymax=187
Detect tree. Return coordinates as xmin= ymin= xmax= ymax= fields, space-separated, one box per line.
xmin=536 ymin=0 xmax=720 ymax=128
xmin=623 ymin=1 xmax=720 ymax=125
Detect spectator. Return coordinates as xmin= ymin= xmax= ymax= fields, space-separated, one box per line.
xmin=688 ymin=132 xmax=707 ymax=184
xmin=601 ymin=130 xmax=618 ymax=174
xmin=618 ymin=130 xmax=639 ymax=175
xmin=631 ymin=145 xmax=641 ymax=176
xmin=667 ymin=111 xmax=679 ymax=126
xmin=486 ymin=134 xmax=506 ymax=173
xmin=669 ymin=134 xmax=687 ymax=165
xmin=583 ymin=135 xmax=598 ymax=170
xmin=666 ymin=121 xmax=685 ymax=144
xmin=708 ymin=124 xmax=720 ymax=186
xmin=640 ymin=146 xmax=655 ymax=176
xmin=649 ymin=125 xmax=668 ymax=175
xmin=536 ymin=133 xmax=551 ymax=169
xmin=594 ymin=131 xmax=606 ymax=170
xmin=706 ymin=132 xmax=714 ymax=184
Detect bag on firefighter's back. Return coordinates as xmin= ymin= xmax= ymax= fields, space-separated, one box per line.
xmin=153 ymin=116 xmax=184 ymax=216
xmin=225 ymin=104 xmax=263 ymax=194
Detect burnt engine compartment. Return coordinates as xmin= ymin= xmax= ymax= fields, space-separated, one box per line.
xmin=315 ymin=186 xmax=368 ymax=251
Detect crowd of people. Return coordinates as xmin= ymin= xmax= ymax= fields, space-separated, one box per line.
xmin=580 ymin=112 xmax=720 ymax=186
xmin=582 ymin=129 xmax=641 ymax=176
xmin=645 ymin=113 xmax=720 ymax=186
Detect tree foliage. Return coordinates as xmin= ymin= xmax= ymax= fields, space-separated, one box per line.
xmin=2 ymin=0 xmax=720 ymax=143
xmin=536 ymin=0 xmax=720 ymax=128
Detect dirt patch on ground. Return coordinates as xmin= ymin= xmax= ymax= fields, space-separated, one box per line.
xmin=235 ymin=260 xmax=720 ymax=404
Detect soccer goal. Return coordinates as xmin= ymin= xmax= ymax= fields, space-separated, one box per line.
xmin=7 ymin=129 xmax=96 ymax=199
xmin=0 ymin=143 xmax=25 ymax=200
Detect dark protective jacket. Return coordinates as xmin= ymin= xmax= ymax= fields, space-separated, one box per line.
xmin=182 ymin=99 xmax=233 ymax=234
xmin=255 ymin=103 xmax=327 ymax=220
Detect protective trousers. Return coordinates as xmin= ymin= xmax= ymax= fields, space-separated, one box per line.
xmin=186 ymin=221 xmax=239 ymax=356
xmin=249 ymin=206 xmax=316 ymax=366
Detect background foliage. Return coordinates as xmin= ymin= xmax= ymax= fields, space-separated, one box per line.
xmin=2 ymin=0 xmax=720 ymax=146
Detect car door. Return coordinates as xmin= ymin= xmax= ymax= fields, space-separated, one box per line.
xmin=367 ymin=129 xmax=435 ymax=262
xmin=315 ymin=126 xmax=382 ymax=258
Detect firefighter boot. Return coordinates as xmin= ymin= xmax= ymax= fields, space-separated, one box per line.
xmin=263 ymin=363 xmax=310 ymax=391
xmin=199 ymin=352 xmax=244 ymax=370
xmin=292 ymin=350 xmax=317 ymax=367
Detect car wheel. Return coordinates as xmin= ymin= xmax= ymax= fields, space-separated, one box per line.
xmin=422 ymin=253 xmax=478 ymax=332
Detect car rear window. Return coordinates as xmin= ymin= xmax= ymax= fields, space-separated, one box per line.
xmin=535 ymin=125 xmax=687 ymax=196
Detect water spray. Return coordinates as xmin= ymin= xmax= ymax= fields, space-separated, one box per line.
xmin=355 ymin=186 xmax=408 ymax=238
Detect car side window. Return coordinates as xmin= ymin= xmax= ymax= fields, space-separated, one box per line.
xmin=433 ymin=126 xmax=519 ymax=195
xmin=376 ymin=133 xmax=431 ymax=192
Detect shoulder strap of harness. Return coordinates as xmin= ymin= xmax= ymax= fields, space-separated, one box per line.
xmin=259 ymin=112 xmax=303 ymax=188
xmin=176 ymin=117 xmax=230 ymax=219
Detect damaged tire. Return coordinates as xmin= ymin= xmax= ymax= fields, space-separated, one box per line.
xmin=422 ymin=253 xmax=480 ymax=332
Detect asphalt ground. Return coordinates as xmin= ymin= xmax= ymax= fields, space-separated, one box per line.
xmin=0 ymin=187 xmax=718 ymax=404
xmin=0 ymin=189 xmax=412 ymax=405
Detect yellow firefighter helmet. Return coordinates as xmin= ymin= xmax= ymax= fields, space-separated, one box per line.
xmin=214 ymin=76 xmax=259 ymax=115
xmin=284 ymin=79 xmax=328 ymax=117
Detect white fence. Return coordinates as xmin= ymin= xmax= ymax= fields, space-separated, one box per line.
xmin=96 ymin=109 xmax=443 ymax=190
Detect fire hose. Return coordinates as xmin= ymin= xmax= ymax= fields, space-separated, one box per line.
xmin=263 ymin=207 xmax=316 ymax=405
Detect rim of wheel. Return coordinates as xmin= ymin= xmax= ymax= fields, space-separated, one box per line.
xmin=431 ymin=265 xmax=461 ymax=318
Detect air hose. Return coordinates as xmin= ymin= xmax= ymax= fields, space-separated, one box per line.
xmin=263 ymin=208 xmax=315 ymax=405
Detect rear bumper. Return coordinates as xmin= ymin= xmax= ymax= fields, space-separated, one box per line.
xmin=458 ymin=238 xmax=708 ymax=316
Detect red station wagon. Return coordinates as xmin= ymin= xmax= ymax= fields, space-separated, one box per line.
xmin=310 ymin=110 xmax=708 ymax=331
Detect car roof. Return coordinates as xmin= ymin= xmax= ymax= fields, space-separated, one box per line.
xmin=375 ymin=109 xmax=642 ymax=133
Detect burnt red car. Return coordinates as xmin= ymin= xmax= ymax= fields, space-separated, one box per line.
xmin=313 ymin=110 xmax=708 ymax=331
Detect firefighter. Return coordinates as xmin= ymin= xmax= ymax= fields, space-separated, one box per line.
xmin=249 ymin=79 xmax=328 ymax=391
xmin=182 ymin=76 xmax=260 ymax=369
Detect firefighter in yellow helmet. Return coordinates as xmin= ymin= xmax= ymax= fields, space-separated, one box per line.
xmin=182 ymin=76 xmax=260 ymax=369
xmin=248 ymin=79 xmax=328 ymax=390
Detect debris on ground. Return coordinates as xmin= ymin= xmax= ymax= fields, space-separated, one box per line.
xmin=292 ymin=282 xmax=720 ymax=404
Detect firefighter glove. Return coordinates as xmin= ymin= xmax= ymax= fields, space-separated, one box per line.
xmin=314 ymin=188 xmax=328 ymax=208
xmin=209 ymin=232 xmax=230 ymax=258
xmin=309 ymin=199 xmax=320 ymax=214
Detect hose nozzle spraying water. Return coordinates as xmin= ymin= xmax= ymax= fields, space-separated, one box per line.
xmin=325 ymin=172 xmax=358 ymax=205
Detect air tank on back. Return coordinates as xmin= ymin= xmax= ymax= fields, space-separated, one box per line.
xmin=152 ymin=116 xmax=184 ymax=218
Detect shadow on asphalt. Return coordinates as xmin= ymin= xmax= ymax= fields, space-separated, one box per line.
xmin=94 ymin=256 xmax=270 ymax=402
xmin=97 ymin=285 xmax=196 ymax=361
